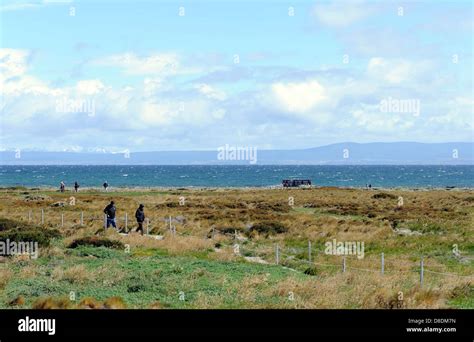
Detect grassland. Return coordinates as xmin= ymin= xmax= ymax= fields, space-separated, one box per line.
xmin=0 ymin=186 xmax=472 ymax=309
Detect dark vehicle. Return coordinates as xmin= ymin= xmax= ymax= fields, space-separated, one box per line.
xmin=282 ymin=179 xmax=312 ymax=188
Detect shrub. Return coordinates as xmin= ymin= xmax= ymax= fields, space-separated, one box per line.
xmin=0 ymin=229 xmax=61 ymax=248
xmin=248 ymin=221 xmax=288 ymax=236
xmin=8 ymin=295 xmax=25 ymax=307
xmin=450 ymin=283 xmax=473 ymax=299
xmin=372 ymin=193 xmax=397 ymax=200
xmin=103 ymin=296 xmax=127 ymax=309
xmin=0 ymin=218 xmax=61 ymax=250
xmin=77 ymin=297 xmax=102 ymax=309
xmin=304 ymin=266 xmax=318 ymax=276
xmin=68 ymin=236 xmax=124 ymax=249
xmin=127 ymin=284 xmax=146 ymax=293
xmin=32 ymin=297 xmax=73 ymax=309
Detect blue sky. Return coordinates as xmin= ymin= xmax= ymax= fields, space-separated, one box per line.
xmin=0 ymin=0 xmax=472 ymax=152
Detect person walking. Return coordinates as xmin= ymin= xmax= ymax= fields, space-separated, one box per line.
xmin=103 ymin=200 xmax=117 ymax=229
xmin=134 ymin=204 xmax=145 ymax=235
xmin=74 ymin=181 xmax=80 ymax=193
xmin=103 ymin=181 xmax=109 ymax=192
xmin=60 ymin=181 xmax=65 ymax=193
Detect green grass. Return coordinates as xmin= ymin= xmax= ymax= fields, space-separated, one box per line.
xmin=0 ymin=245 xmax=307 ymax=308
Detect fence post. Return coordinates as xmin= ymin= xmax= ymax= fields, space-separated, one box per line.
xmin=125 ymin=213 xmax=128 ymax=230
xmin=342 ymin=256 xmax=346 ymax=273
xmin=381 ymin=252 xmax=385 ymax=275
xmin=212 ymin=227 xmax=215 ymax=239
xmin=308 ymin=240 xmax=312 ymax=262
xmin=28 ymin=210 xmax=31 ymax=222
xmin=41 ymin=209 xmax=44 ymax=225
xmin=80 ymin=211 xmax=84 ymax=226
xmin=61 ymin=213 xmax=64 ymax=227
xmin=275 ymin=244 xmax=280 ymax=265
xmin=104 ymin=214 xmax=107 ymax=229
xmin=420 ymin=256 xmax=424 ymax=287
xmin=146 ymin=218 xmax=149 ymax=236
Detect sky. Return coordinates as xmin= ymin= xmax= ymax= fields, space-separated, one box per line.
xmin=0 ymin=0 xmax=473 ymax=153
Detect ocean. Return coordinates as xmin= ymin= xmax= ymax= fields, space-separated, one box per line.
xmin=0 ymin=165 xmax=473 ymax=188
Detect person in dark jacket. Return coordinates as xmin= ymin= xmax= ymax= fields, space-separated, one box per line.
xmin=103 ymin=201 xmax=117 ymax=229
xmin=103 ymin=181 xmax=109 ymax=192
xmin=60 ymin=181 xmax=65 ymax=193
xmin=74 ymin=181 xmax=79 ymax=193
xmin=134 ymin=204 xmax=145 ymax=235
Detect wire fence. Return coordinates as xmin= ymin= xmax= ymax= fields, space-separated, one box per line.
xmin=7 ymin=208 xmax=474 ymax=284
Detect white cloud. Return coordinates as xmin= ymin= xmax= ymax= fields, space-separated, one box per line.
xmin=312 ymin=1 xmax=376 ymax=28
xmin=76 ymin=79 xmax=105 ymax=95
xmin=94 ymin=52 xmax=181 ymax=75
xmin=194 ymin=83 xmax=227 ymax=101
xmin=350 ymin=105 xmax=415 ymax=132
xmin=0 ymin=48 xmax=29 ymax=79
xmin=271 ymin=80 xmax=328 ymax=113
xmin=367 ymin=57 xmax=433 ymax=84
xmin=0 ymin=0 xmax=73 ymax=13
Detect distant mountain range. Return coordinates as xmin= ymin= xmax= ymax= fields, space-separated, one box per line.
xmin=0 ymin=142 xmax=473 ymax=165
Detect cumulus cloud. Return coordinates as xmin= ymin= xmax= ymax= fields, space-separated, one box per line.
xmin=271 ymin=80 xmax=328 ymax=113
xmin=1 ymin=45 xmax=472 ymax=151
xmin=194 ymin=83 xmax=227 ymax=101
xmin=93 ymin=52 xmax=181 ymax=76
xmin=312 ymin=1 xmax=377 ymax=28
xmin=367 ymin=57 xmax=433 ymax=84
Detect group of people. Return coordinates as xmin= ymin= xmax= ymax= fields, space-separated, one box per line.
xmin=58 ymin=180 xmax=145 ymax=235
xmin=103 ymin=201 xmax=146 ymax=235
xmin=59 ymin=181 xmax=109 ymax=192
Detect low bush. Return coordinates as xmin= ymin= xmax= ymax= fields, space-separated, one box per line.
xmin=372 ymin=193 xmax=397 ymax=200
xmin=247 ymin=221 xmax=288 ymax=236
xmin=68 ymin=236 xmax=124 ymax=249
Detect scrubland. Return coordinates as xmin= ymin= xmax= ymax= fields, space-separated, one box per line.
xmin=0 ymin=186 xmax=472 ymax=309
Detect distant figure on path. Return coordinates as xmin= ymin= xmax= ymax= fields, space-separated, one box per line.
xmin=60 ymin=181 xmax=65 ymax=193
xmin=103 ymin=200 xmax=117 ymax=229
xmin=74 ymin=181 xmax=79 ymax=193
xmin=103 ymin=181 xmax=109 ymax=192
xmin=368 ymin=184 xmax=372 ymax=189
xmin=134 ymin=204 xmax=145 ymax=235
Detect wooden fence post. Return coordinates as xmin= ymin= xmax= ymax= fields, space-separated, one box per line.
xmin=420 ymin=256 xmax=424 ymax=287
xmin=381 ymin=252 xmax=385 ymax=275
xmin=308 ymin=240 xmax=312 ymax=262
xmin=342 ymin=256 xmax=346 ymax=273
xmin=61 ymin=213 xmax=64 ymax=227
xmin=125 ymin=213 xmax=128 ymax=230
xmin=104 ymin=214 xmax=107 ymax=229
xmin=146 ymin=218 xmax=149 ymax=236
xmin=41 ymin=209 xmax=44 ymax=225
xmin=80 ymin=211 xmax=84 ymax=226
xmin=275 ymin=244 xmax=280 ymax=265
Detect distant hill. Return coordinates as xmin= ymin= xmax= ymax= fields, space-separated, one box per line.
xmin=0 ymin=142 xmax=473 ymax=165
